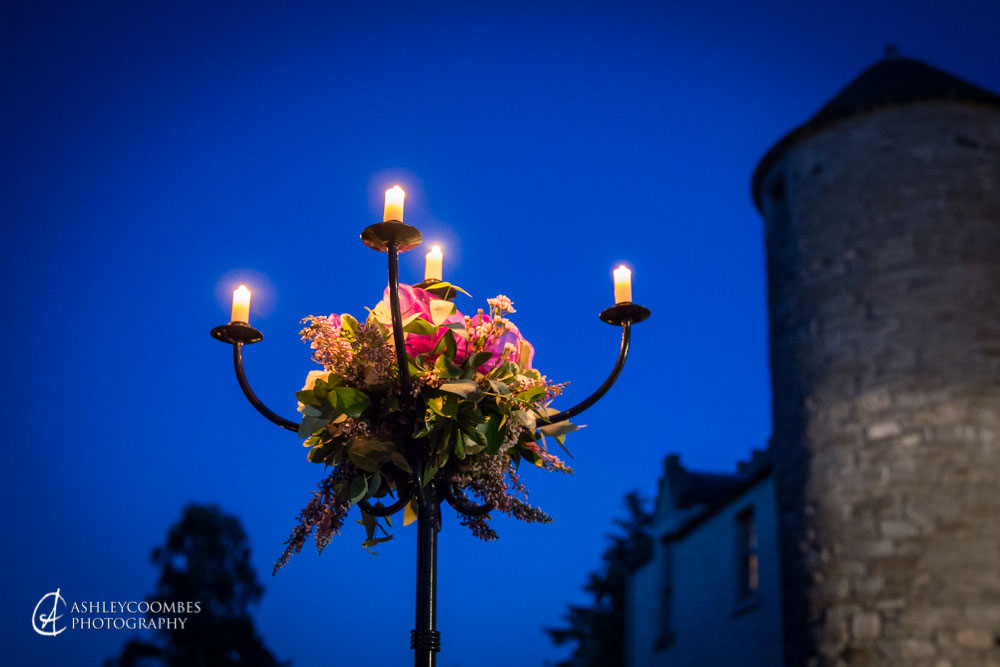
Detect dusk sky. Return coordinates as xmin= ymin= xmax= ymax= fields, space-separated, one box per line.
xmin=4 ymin=2 xmax=999 ymax=665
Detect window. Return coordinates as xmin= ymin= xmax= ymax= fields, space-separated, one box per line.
xmin=736 ymin=508 xmax=759 ymax=600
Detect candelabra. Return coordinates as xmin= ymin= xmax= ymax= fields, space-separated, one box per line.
xmin=211 ymin=202 xmax=649 ymax=667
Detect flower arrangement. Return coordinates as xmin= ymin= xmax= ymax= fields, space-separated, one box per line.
xmin=275 ymin=283 xmax=577 ymax=572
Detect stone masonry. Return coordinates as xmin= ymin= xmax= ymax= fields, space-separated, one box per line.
xmin=754 ymin=57 xmax=1000 ymax=666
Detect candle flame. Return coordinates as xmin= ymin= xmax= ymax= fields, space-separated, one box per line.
xmin=383 ymin=185 xmax=406 ymax=222
xmin=231 ymin=284 xmax=252 ymax=323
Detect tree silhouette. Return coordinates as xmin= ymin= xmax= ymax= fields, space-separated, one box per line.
xmin=107 ymin=503 xmax=288 ymax=667
xmin=546 ymin=491 xmax=652 ymax=667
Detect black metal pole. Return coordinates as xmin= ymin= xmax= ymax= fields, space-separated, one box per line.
xmin=387 ymin=242 xmax=411 ymax=392
xmin=411 ymin=482 xmax=440 ymax=666
xmin=385 ymin=236 xmax=437 ymax=665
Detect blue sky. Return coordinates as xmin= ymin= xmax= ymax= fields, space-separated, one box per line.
xmin=3 ymin=1 xmax=999 ymax=665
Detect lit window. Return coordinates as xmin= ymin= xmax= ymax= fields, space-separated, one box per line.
xmin=736 ymin=508 xmax=759 ymax=599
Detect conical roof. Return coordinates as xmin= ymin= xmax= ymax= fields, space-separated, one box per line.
xmin=751 ymin=47 xmax=1000 ymax=210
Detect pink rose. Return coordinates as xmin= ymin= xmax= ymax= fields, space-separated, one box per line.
xmin=478 ymin=316 xmax=534 ymax=372
xmin=381 ymin=285 xmax=469 ymax=361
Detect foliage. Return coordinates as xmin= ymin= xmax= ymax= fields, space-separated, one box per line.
xmin=276 ymin=284 xmax=578 ymax=571
xmin=546 ymin=491 xmax=653 ymax=667
xmin=106 ymin=504 xmax=287 ymax=667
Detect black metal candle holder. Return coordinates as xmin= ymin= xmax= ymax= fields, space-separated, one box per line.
xmin=212 ymin=218 xmax=650 ymax=666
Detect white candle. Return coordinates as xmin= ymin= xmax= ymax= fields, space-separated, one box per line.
xmin=613 ymin=266 xmax=632 ymax=304
xmin=231 ymin=285 xmax=251 ymax=323
xmin=425 ymin=245 xmax=443 ymax=281
xmin=383 ymin=185 xmax=406 ymax=222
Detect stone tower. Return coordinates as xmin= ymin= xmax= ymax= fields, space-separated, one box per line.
xmin=752 ymin=49 xmax=1000 ymax=666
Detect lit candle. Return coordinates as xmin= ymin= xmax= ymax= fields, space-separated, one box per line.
xmin=425 ymin=245 xmax=443 ymax=281
xmin=613 ymin=265 xmax=632 ymax=304
xmin=231 ymin=285 xmax=251 ymax=323
xmin=383 ymin=185 xmax=406 ymax=222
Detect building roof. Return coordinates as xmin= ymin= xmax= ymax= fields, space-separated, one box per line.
xmin=660 ymin=450 xmax=771 ymax=539
xmin=751 ymin=46 xmax=1000 ymax=211
xmin=627 ymin=451 xmax=771 ymax=571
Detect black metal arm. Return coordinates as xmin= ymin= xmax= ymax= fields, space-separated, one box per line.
xmin=358 ymin=485 xmax=415 ymax=516
xmin=441 ymin=483 xmax=494 ymax=516
xmin=541 ymin=322 xmax=632 ymax=425
xmin=232 ymin=342 xmax=299 ymax=432
xmin=211 ymin=324 xmax=299 ymax=432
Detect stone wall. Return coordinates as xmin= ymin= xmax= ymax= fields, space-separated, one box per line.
xmin=757 ymin=102 xmax=1000 ymax=666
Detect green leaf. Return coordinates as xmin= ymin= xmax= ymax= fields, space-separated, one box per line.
xmin=429 ymin=335 xmax=447 ymax=357
xmin=350 ymin=438 xmax=394 ymax=462
xmin=299 ymin=403 xmax=323 ymax=417
xmin=298 ymin=416 xmax=331 ymax=439
xmin=437 ymin=424 xmax=453 ymax=455
xmin=487 ymin=379 xmax=509 ymax=395
xmin=422 ymin=462 xmax=438 ymax=486
xmin=538 ymin=421 xmax=580 ymax=437
xmin=402 ymin=316 xmax=438 ymax=335
xmin=468 ymin=351 xmax=493 ymax=369
xmin=370 ymin=300 xmax=393 ymax=325
xmin=514 ymin=409 xmax=537 ymax=430
xmin=357 ymin=509 xmax=376 ymax=541
xmin=465 ymin=425 xmax=488 ymax=447
xmin=430 ymin=299 xmax=456 ymax=325
xmin=333 ymin=386 xmax=370 ymax=418
xmin=389 ymin=451 xmax=412 ymax=473
xmin=428 ymin=394 xmax=459 ymax=418
xmin=341 ymin=313 xmax=360 ymax=336
xmin=438 ymin=379 xmax=480 ymax=399
xmin=349 ymin=475 xmax=368 ymax=504
xmin=427 ymin=396 xmax=444 ymax=417
xmin=307 ymin=441 xmax=335 ymax=463
xmin=362 ymin=535 xmax=393 ymax=552
xmin=313 ymin=381 xmax=333 ymax=405
xmin=454 ymin=431 xmax=466 ymax=460
xmin=442 ymin=330 xmax=457 ymax=358
xmin=554 ymin=434 xmax=574 ymax=460
xmin=443 ymin=321 xmax=470 ymax=341
xmin=296 ymin=389 xmax=320 ymax=407
xmin=349 ymin=451 xmax=381 ymax=473
xmin=422 ymin=280 xmax=472 ymax=297
xmin=434 ymin=353 xmax=461 ymax=379
xmin=329 ymin=446 xmax=346 ymax=467
xmin=484 ymin=414 xmax=504 ymax=454
xmin=434 ymin=449 xmax=450 ymax=469
xmin=516 ymin=386 xmax=547 ymax=403
xmin=321 ymin=375 xmax=344 ymax=390
xmin=369 ymin=471 xmax=382 ymax=496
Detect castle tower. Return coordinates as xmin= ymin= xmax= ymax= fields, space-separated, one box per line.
xmin=752 ymin=49 xmax=1000 ymax=666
